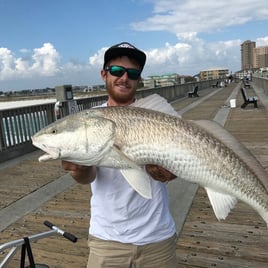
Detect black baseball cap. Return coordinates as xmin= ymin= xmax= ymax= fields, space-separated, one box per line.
xmin=103 ymin=42 xmax=146 ymax=70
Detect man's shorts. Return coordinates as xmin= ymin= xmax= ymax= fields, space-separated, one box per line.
xmin=87 ymin=233 xmax=178 ymax=268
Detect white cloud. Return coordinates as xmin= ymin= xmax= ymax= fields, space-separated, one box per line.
xmin=88 ymin=47 xmax=107 ymax=67
xmin=256 ymin=36 xmax=268 ymax=46
xmin=129 ymin=0 xmax=268 ymax=76
xmin=1 ymin=0 xmax=268 ymax=91
xmin=29 ymin=43 xmax=60 ymax=76
xmin=0 ymin=43 xmax=61 ymax=81
xmin=0 ymin=48 xmax=16 ymax=79
xmin=0 ymin=43 xmax=98 ymax=90
xmin=132 ymin=0 xmax=268 ymax=34
xmin=142 ymin=33 xmax=241 ymax=76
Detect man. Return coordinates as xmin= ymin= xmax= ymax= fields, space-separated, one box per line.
xmin=62 ymin=42 xmax=178 ymax=267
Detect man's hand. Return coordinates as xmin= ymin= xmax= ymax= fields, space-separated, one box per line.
xmin=145 ymin=165 xmax=176 ymax=182
xmin=62 ymin=160 xmax=96 ymax=184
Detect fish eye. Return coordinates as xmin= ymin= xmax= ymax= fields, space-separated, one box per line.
xmin=51 ymin=129 xmax=57 ymax=134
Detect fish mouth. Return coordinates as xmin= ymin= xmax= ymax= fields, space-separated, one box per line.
xmin=32 ymin=137 xmax=60 ymax=162
xmin=38 ymin=148 xmax=61 ymax=162
xmin=38 ymin=152 xmax=59 ymax=162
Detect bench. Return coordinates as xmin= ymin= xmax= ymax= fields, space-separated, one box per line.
xmin=188 ymin=86 xmax=199 ymax=98
xmin=211 ymin=81 xmax=219 ymax=88
xmin=240 ymin=87 xmax=258 ymax=108
xmin=242 ymin=79 xmax=251 ymax=88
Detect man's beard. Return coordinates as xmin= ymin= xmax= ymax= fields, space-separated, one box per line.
xmin=106 ymin=82 xmax=136 ymax=104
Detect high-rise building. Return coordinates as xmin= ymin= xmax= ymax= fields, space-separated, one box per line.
xmin=241 ymin=40 xmax=256 ymax=70
xmin=254 ymin=46 xmax=268 ymax=68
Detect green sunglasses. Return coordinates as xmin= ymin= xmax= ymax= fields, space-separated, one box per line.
xmin=105 ymin=65 xmax=141 ymax=80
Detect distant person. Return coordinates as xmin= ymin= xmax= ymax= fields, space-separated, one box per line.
xmin=62 ymin=42 xmax=178 ymax=267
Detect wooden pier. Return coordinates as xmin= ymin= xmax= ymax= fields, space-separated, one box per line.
xmin=0 ymin=81 xmax=268 ymax=267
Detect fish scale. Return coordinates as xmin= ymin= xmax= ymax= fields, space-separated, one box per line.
xmin=89 ymin=106 xmax=268 ymax=224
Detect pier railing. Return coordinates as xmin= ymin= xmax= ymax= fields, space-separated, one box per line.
xmin=253 ymin=75 xmax=268 ymax=95
xmin=0 ymin=80 xmax=214 ymax=163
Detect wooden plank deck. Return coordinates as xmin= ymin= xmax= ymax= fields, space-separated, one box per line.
xmin=1 ymin=82 xmax=268 ymax=267
xmin=176 ymin=83 xmax=268 ymax=268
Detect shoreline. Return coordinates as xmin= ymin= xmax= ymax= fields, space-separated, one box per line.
xmin=0 ymin=91 xmax=107 ymax=110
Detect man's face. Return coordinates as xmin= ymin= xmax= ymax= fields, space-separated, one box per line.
xmin=101 ymin=56 xmax=141 ymax=106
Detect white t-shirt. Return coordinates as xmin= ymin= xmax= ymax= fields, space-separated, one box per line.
xmin=89 ymin=102 xmax=176 ymax=245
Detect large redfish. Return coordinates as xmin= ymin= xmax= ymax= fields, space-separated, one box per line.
xmin=32 ymin=95 xmax=268 ymax=225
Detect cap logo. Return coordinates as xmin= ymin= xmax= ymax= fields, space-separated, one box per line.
xmin=118 ymin=43 xmax=135 ymax=49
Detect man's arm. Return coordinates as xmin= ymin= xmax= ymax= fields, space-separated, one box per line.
xmin=62 ymin=161 xmax=175 ymax=184
xmin=62 ymin=160 xmax=96 ymax=184
xmin=146 ymin=165 xmax=176 ymax=182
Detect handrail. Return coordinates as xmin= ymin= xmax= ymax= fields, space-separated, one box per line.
xmin=0 ymin=80 xmax=216 ymax=163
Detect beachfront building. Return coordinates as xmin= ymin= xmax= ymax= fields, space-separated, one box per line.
xmin=234 ymin=69 xmax=251 ymax=80
xmin=241 ymin=40 xmax=268 ymax=71
xmin=241 ymin=40 xmax=256 ymax=71
xmin=199 ymin=68 xmax=229 ymax=81
xmin=143 ymin=73 xmax=180 ymax=88
xmin=143 ymin=73 xmax=197 ymax=88
xmin=254 ymin=46 xmax=268 ymax=69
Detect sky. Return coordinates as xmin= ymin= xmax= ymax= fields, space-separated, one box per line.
xmin=0 ymin=0 xmax=268 ymax=92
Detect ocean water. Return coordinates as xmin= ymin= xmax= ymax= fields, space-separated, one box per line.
xmin=1 ymin=99 xmax=55 ymax=148
xmin=2 ymin=111 xmax=48 ymax=147
xmin=0 ymin=98 xmax=56 ymax=110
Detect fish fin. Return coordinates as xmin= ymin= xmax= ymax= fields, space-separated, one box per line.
xmin=98 ymin=146 xmax=140 ymax=169
xmin=97 ymin=146 xmax=153 ymax=199
xmin=193 ymin=120 xmax=268 ymax=190
xmin=205 ymin=187 xmax=237 ymax=221
xmin=120 ymin=169 xmax=152 ymax=199
xmin=132 ymin=94 xmax=181 ymax=117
